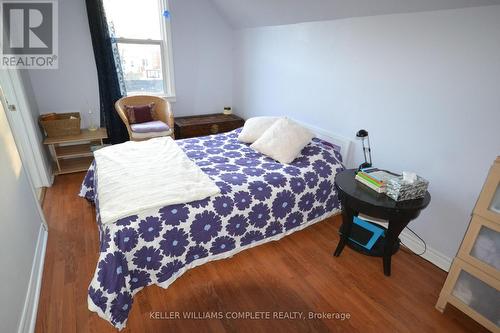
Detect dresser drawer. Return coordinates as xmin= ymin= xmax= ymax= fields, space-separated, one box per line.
xmin=458 ymin=215 xmax=500 ymax=278
xmin=438 ymin=257 xmax=500 ymax=332
xmin=174 ymin=114 xmax=244 ymax=139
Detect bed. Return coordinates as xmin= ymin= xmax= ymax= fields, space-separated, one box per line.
xmin=79 ymin=127 xmax=347 ymax=329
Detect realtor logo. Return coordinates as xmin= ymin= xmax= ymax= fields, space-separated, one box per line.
xmin=1 ymin=0 xmax=58 ymax=68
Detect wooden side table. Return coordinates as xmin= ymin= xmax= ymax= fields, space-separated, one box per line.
xmin=43 ymin=128 xmax=107 ymax=175
xmin=174 ymin=113 xmax=244 ymax=139
xmin=333 ymin=169 xmax=431 ymax=276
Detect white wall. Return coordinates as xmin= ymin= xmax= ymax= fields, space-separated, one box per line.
xmin=212 ymin=0 xmax=500 ymax=29
xmin=0 ymin=103 xmax=45 ymax=332
xmin=28 ymin=0 xmax=100 ymax=127
xmin=27 ymin=0 xmax=233 ymax=123
xmin=169 ymin=0 xmax=233 ymax=116
xmin=233 ymin=5 xmax=500 ymax=260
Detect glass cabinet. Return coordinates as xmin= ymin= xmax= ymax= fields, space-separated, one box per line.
xmin=436 ymin=157 xmax=500 ymax=332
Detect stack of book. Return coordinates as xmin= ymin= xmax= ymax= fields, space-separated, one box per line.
xmin=355 ymin=168 xmax=399 ymax=193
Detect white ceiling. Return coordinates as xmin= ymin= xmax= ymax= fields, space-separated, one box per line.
xmin=210 ymin=0 xmax=500 ymax=29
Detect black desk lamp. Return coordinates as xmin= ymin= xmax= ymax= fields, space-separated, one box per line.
xmin=356 ymin=129 xmax=372 ymax=170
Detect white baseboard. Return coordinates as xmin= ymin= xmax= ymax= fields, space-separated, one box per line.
xmin=17 ymin=224 xmax=48 ymax=333
xmin=400 ymin=230 xmax=452 ymax=272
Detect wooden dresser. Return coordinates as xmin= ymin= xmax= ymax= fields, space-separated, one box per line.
xmin=174 ymin=114 xmax=244 ymax=139
xmin=436 ymin=157 xmax=500 ymax=332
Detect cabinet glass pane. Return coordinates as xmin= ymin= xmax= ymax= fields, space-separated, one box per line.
xmin=452 ymin=270 xmax=500 ymax=327
xmin=490 ymin=183 xmax=500 ymax=214
xmin=470 ymin=225 xmax=500 ymax=270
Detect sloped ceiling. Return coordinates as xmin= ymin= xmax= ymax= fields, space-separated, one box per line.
xmin=210 ymin=0 xmax=500 ymax=29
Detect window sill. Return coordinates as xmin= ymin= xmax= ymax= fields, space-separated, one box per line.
xmin=124 ymin=94 xmax=176 ymax=103
xmin=163 ymin=95 xmax=176 ymax=103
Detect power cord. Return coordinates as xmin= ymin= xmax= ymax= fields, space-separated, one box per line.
xmin=399 ymin=226 xmax=427 ymax=256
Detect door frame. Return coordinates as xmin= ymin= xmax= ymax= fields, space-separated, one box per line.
xmin=0 ymin=69 xmax=52 ymax=188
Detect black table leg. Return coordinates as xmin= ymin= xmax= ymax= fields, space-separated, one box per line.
xmin=383 ymin=219 xmax=409 ymax=276
xmin=334 ymin=205 xmax=355 ymax=257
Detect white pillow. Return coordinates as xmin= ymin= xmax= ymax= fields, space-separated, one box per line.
xmin=237 ymin=116 xmax=281 ymax=143
xmin=250 ymin=118 xmax=314 ymax=164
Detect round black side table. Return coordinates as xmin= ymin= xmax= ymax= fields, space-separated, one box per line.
xmin=333 ymin=169 xmax=431 ymax=276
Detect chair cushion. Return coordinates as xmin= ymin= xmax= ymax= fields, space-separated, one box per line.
xmin=125 ymin=103 xmax=155 ymax=124
xmin=130 ymin=129 xmax=173 ymax=140
xmin=130 ymin=120 xmax=170 ymax=133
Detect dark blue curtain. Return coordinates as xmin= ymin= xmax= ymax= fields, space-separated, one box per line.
xmin=85 ymin=0 xmax=128 ymax=144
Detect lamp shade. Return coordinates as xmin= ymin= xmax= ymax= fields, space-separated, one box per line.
xmin=356 ymin=129 xmax=368 ymax=138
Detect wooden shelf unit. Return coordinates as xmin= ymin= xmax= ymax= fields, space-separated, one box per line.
xmin=55 ymin=143 xmax=94 ymax=158
xmin=57 ymin=156 xmax=95 ymax=175
xmin=43 ymin=128 xmax=107 ymax=175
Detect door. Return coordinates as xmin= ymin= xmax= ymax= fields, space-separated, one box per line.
xmin=0 ymin=69 xmax=52 ymax=188
xmin=0 ymin=94 xmax=48 ymax=332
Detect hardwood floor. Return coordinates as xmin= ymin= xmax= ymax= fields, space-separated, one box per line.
xmin=36 ymin=173 xmax=488 ymax=333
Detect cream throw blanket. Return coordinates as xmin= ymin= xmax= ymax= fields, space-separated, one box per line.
xmin=94 ymin=137 xmax=220 ymax=225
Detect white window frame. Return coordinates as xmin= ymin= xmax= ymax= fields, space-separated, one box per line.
xmin=111 ymin=0 xmax=176 ymax=100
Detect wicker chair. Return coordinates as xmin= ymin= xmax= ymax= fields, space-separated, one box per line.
xmin=115 ymin=95 xmax=174 ymax=141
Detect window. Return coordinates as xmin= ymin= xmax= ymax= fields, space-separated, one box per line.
xmin=103 ymin=0 xmax=175 ymax=98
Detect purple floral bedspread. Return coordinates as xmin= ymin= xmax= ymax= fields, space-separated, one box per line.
xmin=79 ymin=128 xmax=344 ymax=329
